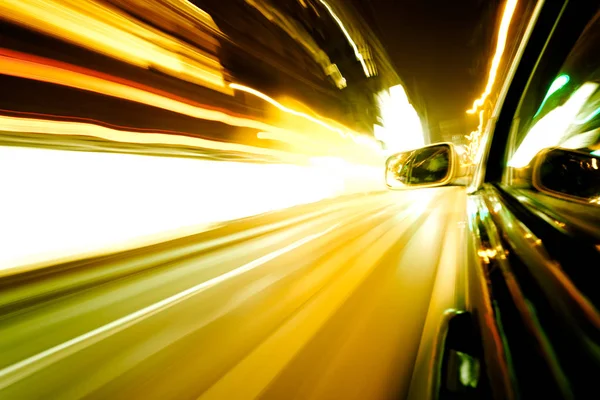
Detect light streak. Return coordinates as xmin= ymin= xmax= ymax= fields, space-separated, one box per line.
xmin=467 ymin=0 xmax=519 ymax=114
xmin=0 ymin=49 xmax=285 ymax=135
xmin=0 ymin=0 xmax=230 ymax=93
xmin=231 ymin=84 xmax=383 ymax=153
xmin=0 ymin=49 xmax=381 ymax=161
xmin=0 ymin=218 xmax=339 ymax=383
xmin=509 ymin=82 xmax=598 ymax=167
xmin=534 ymin=74 xmax=570 ymax=117
xmin=317 ymin=0 xmax=371 ymax=77
xmin=0 ymin=115 xmax=298 ymax=160
xmin=230 ymin=83 xmax=350 ymax=139
xmin=575 ymin=106 xmax=600 ymax=125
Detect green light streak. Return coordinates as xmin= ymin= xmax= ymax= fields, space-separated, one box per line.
xmin=534 ymin=74 xmax=570 ymax=117
xmin=575 ymin=106 xmax=600 ymax=125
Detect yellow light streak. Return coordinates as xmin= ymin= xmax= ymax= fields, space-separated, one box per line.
xmin=0 ymin=146 xmax=349 ymax=272
xmin=0 ymin=0 xmax=230 ymax=93
xmin=0 ymin=50 xmax=285 ymax=135
xmin=230 ymin=83 xmax=350 ymax=139
xmin=256 ymin=131 xmax=320 ymax=148
xmin=317 ymin=0 xmax=371 ymax=77
xmin=0 ymin=115 xmax=300 ymax=161
xmin=467 ymin=0 xmax=518 ymax=114
xmin=0 ymin=50 xmax=381 ymax=162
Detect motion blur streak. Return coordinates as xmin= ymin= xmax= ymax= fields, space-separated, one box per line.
xmin=242 ymin=0 xmax=347 ymax=89
xmin=0 ymin=187 xmax=467 ymax=399
xmin=0 ymin=50 xmax=284 ymax=134
xmin=466 ymin=0 xmax=518 ymax=114
xmin=230 ymin=83 xmax=350 ymax=139
xmin=0 ymin=0 xmax=230 ymax=93
xmin=198 ymin=200 xmax=430 ymax=399
xmin=0 ymin=114 xmax=295 ymax=160
xmin=0 ymin=0 xmax=459 ymax=398
xmin=0 ymin=49 xmax=378 ymax=159
xmin=0 ymin=146 xmax=384 ymax=272
xmin=509 ymin=82 xmax=599 ymax=167
xmin=316 ymin=0 xmax=372 ymax=78
xmin=233 ymin=86 xmax=380 ymax=151
xmin=375 ymin=85 xmax=426 ymax=154
xmin=406 ymin=189 xmax=467 ymax=399
xmin=0 ymin=222 xmax=338 ymax=388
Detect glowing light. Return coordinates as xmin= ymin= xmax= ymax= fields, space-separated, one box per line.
xmin=231 ymin=83 xmax=384 ymax=154
xmin=256 ymin=130 xmax=321 ymax=149
xmin=547 ymin=74 xmax=570 ymax=97
xmin=592 ymin=150 xmax=600 ymax=156
xmin=230 ymin=83 xmax=349 ymax=139
xmin=0 ymin=115 xmax=299 ymax=160
xmin=0 ymin=49 xmax=381 ymax=163
xmin=350 ymin=134 xmax=382 ymax=151
xmin=464 ymin=110 xmax=485 ymax=164
xmin=509 ymin=82 xmax=598 ymax=167
xmin=561 ymin=128 xmax=600 ymax=149
xmin=576 ymin=106 xmax=600 ymax=124
xmin=534 ymin=74 xmax=570 ymax=117
xmin=592 ymin=158 xmax=598 ymax=170
xmin=317 ymin=0 xmax=372 ymax=77
xmin=0 ymin=146 xmax=375 ymax=272
xmin=467 ymin=0 xmax=519 ymax=114
xmin=375 ymin=85 xmax=425 ymax=154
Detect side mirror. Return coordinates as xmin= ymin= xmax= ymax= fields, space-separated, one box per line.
xmin=532 ymin=148 xmax=600 ymax=205
xmin=385 ymin=143 xmax=461 ymax=189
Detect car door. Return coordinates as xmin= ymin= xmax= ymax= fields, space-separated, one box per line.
xmin=447 ymin=2 xmax=600 ymax=400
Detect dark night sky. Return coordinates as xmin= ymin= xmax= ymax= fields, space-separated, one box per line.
xmin=358 ymin=0 xmax=502 ymax=134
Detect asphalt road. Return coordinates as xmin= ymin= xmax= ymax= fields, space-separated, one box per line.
xmin=0 ymin=187 xmax=467 ymax=399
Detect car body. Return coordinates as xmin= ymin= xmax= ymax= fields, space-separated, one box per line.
xmin=386 ymin=1 xmax=600 ymax=399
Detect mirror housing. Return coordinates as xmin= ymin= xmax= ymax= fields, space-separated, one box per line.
xmin=532 ymin=148 xmax=600 ymax=205
xmin=385 ymin=143 xmax=466 ymax=189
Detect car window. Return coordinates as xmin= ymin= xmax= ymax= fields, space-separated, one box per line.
xmin=504 ymin=11 xmax=600 ymax=205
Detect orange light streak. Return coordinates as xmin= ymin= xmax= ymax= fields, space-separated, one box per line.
xmin=0 ymin=0 xmax=230 ymax=93
xmin=0 ymin=49 xmax=285 ymax=135
xmin=467 ymin=0 xmax=518 ymax=114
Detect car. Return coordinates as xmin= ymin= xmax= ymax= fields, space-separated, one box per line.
xmin=384 ymin=1 xmax=600 ymax=399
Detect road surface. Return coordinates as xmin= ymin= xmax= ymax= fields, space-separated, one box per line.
xmin=0 ymin=187 xmax=467 ymax=399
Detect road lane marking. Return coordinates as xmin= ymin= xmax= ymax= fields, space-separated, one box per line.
xmin=0 ymin=222 xmax=341 ymax=389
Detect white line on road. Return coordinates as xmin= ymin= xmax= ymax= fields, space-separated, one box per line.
xmin=0 ymin=222 xmax=341 ymax=389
